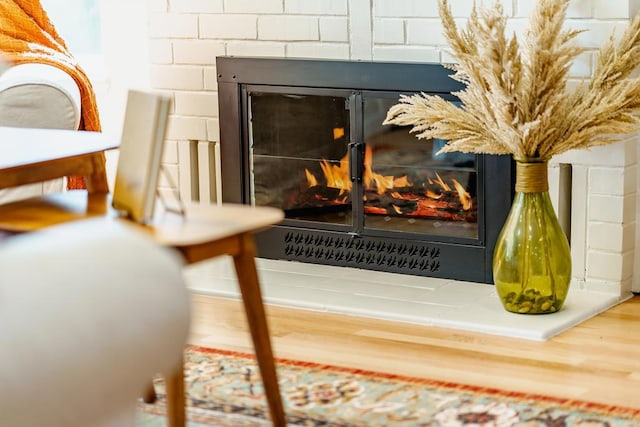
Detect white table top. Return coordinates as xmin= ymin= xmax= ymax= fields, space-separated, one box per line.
xmin=0 ymin=126 xmax=284 ymax=247
xmin=0 ymin=127 xmax=119 ymax=170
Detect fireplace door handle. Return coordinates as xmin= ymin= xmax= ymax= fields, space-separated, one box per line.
xmin=349 ymin=142 xmax=364 ymax=183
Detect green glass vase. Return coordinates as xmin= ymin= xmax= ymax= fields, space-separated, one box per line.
xmin=492 ymin=158 xmax=571 ymax=314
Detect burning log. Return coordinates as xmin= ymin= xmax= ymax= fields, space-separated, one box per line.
xmin=286 ymin=146 xmax=476 ymax=223
xmin=365 ymin=191 xmax=418 ymax=214
xmin=284 ymin=185 xmax=350 ymax=213
xmin=301 ymin=185 xmax=343 ymax=203
xmin=365 ymin=188 xmax=476 ymax=222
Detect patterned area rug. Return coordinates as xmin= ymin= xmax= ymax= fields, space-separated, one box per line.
xmin=137 ymin=346 xmax=639 ymax=426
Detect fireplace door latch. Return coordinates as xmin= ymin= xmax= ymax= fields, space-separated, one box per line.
xmin=348 ymin=142 xmax=364 ymax=183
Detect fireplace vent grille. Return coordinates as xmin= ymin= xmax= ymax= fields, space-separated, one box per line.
xmin=282 ymin=230 xmax=441 ymax=273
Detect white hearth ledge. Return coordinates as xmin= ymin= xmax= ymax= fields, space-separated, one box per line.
xmin=184 ymin=257 xmax=628 ymax=341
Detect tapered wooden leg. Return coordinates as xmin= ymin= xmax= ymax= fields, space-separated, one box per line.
xmin=165 ymin=359 xmax=186 ymax=427
xmin=232 ymin=234 xmax=286 ymax=427
xmin=84 ymin=151 xmax=110 ymax=194
xmin=142 ymin=381 xmax=157 ymax=403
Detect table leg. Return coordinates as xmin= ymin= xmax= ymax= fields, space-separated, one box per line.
xmin=165 ymin=358 xmax=186 ymax=427
xmin=142 ymin=381 xmax=157 ymax=403
xmin=232 ymin=233 xmax=286 ymax=427
xmin=84 ymin=152 xmax=110 ymax=194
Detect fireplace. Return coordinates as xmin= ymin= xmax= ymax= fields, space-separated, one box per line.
xmin=217 ymin=57 xmax=513 ymax=283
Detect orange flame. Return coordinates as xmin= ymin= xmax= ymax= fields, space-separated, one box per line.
xmin=319 ymin=158 xmax=351 ymax=195
xmin=305 ymin=169 xmax=318 ymax=187
xmin=451 ymin=178 xmax=473 ymax=210
xmin=363 ymin=146 xmax=410 ymax=195
xmin=303 ymin=146 xmax=473 ymax=211
xmin=429 ymin=172 xmax=451 ymax=192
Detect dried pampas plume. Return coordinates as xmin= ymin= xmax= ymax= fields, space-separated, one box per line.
xmin=383 ymin=0 xmax=640 ymax=159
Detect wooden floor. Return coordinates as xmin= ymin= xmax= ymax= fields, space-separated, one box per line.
xmin=188 ymin=294 xmax=640 ymax=410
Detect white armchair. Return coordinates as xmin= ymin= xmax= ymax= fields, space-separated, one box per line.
xmin=0 ymin=63 xmax=82 ymax=203
xmin=0 ymin=219 xmax=191 ymax=427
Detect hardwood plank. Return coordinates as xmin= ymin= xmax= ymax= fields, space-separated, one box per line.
xmin=188 ymin=294 xmax=640 ymax=410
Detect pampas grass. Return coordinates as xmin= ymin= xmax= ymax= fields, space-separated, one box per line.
xmin=383 ymin=0 xmax=640 ymax=159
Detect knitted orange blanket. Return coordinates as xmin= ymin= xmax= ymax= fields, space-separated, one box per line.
xmin=0 ymin=0 xmax=102 ymax=189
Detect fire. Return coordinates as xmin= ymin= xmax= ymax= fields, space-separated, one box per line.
xmin=303 ymin=146 xmax=473 ymax=214
xmin=429 ymin=172 xmax=451 ymax=191
xmin=363 ymin=146 xmax=405 ymax=195
xmin=316 ymin=158 xmax=351 ymax=194
xmin=305 ymin=169 xmax=318 ymax=187
xmin=451 ymin=178 xmax=473 ymax=210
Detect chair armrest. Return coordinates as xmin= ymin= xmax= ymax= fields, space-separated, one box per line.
xmin=0 ymin=63 xmax=81 ymax=130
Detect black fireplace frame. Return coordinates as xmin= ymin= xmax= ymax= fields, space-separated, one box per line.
xmin=217 ymin=56 xmax=513 ymax=283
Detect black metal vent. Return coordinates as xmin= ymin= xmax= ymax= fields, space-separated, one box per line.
xmin=254 ymin=226 xmax=489 ymax=281
xmin=283 ymin=230 xmax=441 ymax=273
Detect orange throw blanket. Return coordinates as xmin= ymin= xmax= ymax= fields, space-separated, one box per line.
xmin=0 ymin=0 xmax=102 ymax=190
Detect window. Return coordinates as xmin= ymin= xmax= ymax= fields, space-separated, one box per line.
xmin=40 ymin=0 xmax=101 ymax=55
xmin=39 ymin=0 xmax=103 ymax=80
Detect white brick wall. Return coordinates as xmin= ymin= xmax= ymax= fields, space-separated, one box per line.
xmin=174 ymin=92 xmax=218 ymax=116
xmin=373 ymin=19 xmax=404 ymax=44
xmin=147 ymin=0 xmax=640 ymax=296
xmin=150 ymin=65 xmax=203 ymax=90
xmin=169 ymin=0 xmax=223 ymax=14
xmin=166 ymin=115 xmax=208 ymax=141
xmin=287 ymin=43 xmax=349 ymax=59
xmin=375 ymin=0 xmax=439 ymax=18
xmin=406 ymin=19 xmax=447 ymax=45
xmin=225 ymin=0 xmax=281 ymax=14
xmin=173 ymin=40 xmax=225 ymax=64
xmin=148 ymin=40 xmax=173 ymax=64
xmin=200 ymin=14 xmax=258 ymax=39
xmin=226 ymin=41 xmax=285 ymax=57
xmin=149 ymin=13 xmax=198 ymax=38
xmin=320 ymin=17 xmax=349 ymax=42
xmin=285 ymin=0 xmax=347 ymax=15
xmin=259 ymin=16 xmax=319 ymax=40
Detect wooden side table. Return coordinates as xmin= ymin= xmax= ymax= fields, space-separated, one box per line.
xmin=0 ymin=127 xmax=287 ymax=427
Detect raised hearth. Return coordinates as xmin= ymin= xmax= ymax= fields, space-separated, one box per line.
xmin=184 ymin=257 xmax=622 ymax=341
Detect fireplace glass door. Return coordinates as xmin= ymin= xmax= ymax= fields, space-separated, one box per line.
xmin=249 ymin=87 xmax=353 ymax=229
xmin=248 ymin=86 xmax=479 ymax=242
xmin=362 ymin=94 xmax=478 ymax=240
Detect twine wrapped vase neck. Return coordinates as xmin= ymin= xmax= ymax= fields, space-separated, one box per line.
xmin=514 ymin=157 xmax=549 ymax=193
